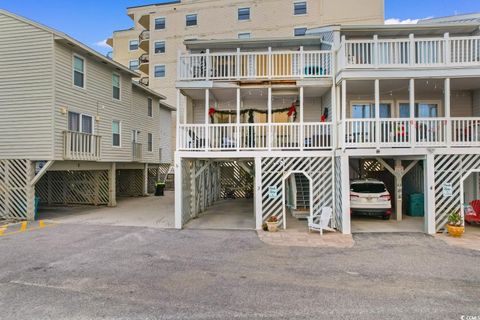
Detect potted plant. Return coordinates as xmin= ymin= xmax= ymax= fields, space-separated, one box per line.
xmin=266 ymin=216 xmax=279 ymax=232
xmin=447 ymin=210 xmax=464 ymax=238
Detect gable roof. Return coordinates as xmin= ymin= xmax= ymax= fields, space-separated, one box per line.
xmin=0 ymin=9 xmax=139 ymax=78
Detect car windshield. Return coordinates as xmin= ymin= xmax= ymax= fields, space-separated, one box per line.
xmin=351 ymin=183 xmax=386 ymax=193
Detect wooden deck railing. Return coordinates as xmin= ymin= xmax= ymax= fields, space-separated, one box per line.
xmin=133 ymin=142 xmax=143 ymax=161
xmin=63 ymin=131 xmax=101 ymax=160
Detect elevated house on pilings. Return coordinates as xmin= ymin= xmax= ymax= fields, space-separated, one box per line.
xmin=174 ymin=20 xmax=480 ymax=234
xmin=0 ymin=9 xmax=174 ymax=221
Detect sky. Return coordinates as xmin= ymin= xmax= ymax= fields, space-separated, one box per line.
xmin=1 ymin=0 xmax=480 ymax=54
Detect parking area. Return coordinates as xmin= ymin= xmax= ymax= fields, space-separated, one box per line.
xmin=37 ymin=192 xmax=175 ymax=229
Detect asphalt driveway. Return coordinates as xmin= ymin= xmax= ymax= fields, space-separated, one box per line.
xmin=0 ymin=224 xmax=479 ymax=319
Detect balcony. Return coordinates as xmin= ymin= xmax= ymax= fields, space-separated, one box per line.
xmin=339 ymin=35 xmax=480 ymax=69
xmin=63 ymin=131 xmax=101 ymax=161
xmin=132 ymin=142 xmax=143 ymax=161
xmin=344 ymin=118 xmax=480 ymax=149
xmin=178 ymin=50 xmax=333 ymax=81
xmin=178 ymin=123 xmax=332 ymax=151
xmin=139 ymin=30 xmax=150 ymax=52
xmin=139 ymin=53 xmax=149 ymax=74
xmin=140 ymin=77 xmax=149 ymax=86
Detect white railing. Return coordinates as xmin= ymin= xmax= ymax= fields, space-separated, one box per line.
xmin=379 ymin=118 xmax=410 ymax=146
xmin=342 ymin=35 xmax=480 ymax=69
xmin=178 ymin=123 xmax=332 ymax=151
xmin=133 ymin=142 xmax=143 ymax=161
xmin=344 ymin=119 xmax=377 ymax=147
xmin=415 ymin=118 xmax=447 ymax=146
xmin=178 ymin=50 xmax=332 ymax=81
xmin=63 ymin=131 xmax=101 ymax=161
xmin=451 ymin=118 xmax=480 ymax=146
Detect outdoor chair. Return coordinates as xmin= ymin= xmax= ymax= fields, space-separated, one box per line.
xmin=188 ymin=130 xmax=206 ymax=149
xmin=308 ymin=207 xmax=335 ymax=235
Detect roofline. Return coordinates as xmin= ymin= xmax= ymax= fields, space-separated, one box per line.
xmin=111 ymin=27 xmax=135 ymax=34
xmin=127 ymin=0 xmax=181 ymax=10
xmin=159 ymin=101 xmax=176 ymax=111
xmin=132 ymin=81 xmax=167 ymax=101
xmin=0 ymin=9 xmax=139 ymax=78
xmin=420 ymin=12 xmax=480 ymax=22
xmin=337 ymin=23 xmax=480 ymax=32
xmin=184 ymin=35 xmax=323 ymax=47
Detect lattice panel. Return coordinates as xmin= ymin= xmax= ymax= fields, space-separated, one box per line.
xmin=362 ymin=159 xmax=385 ymax=172
xmin=434 ymin=154 xmax=480 ymax=231
xmin=219 ymin=161 xmax=254 ymax=199
xmin=181 ymin=159 xmax=193 ymax=226
xmin=334 ymin=157 xmax=343 ymax=232
xmin=147 ymin=167 xmax=159 ymax=194
xmin=261 ymin=157 xmax=334 ymax=227
xmin=36 ymin=170 xmax=109 ymax=206
xmin=0 ymin=159 xmax=32 ymax=220
xmin=116 ymin=169 xmax=143 ymax=197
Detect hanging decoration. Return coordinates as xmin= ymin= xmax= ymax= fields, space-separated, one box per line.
xmin=208 ymin=100 xmax=298 ymax=123
xmin=320 ymin=108 xmax=329 ymax=122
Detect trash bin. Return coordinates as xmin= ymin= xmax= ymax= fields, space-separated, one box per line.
xmin=408 ymin=193 xmax=424 ymax=217
xmin=34 ymin=196 xmax=40 ymax=220
xmin=155 ymin=182 xmax=165 ymax=196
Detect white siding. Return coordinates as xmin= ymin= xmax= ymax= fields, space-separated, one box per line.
xmin=53 ymin=42 xmax=135 ymax=162
xmin=0 ymin=13 xmax=54 ymax=160
xmin=159 ymin=107 xmax=173 ymax=163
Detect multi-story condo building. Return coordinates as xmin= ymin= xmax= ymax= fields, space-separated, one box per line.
xmin=0 ymin=9 xmax=174 ymax=221
xmin=173 ymin=20 xmax=480 ymax=235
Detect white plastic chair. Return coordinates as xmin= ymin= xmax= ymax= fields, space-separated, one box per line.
xmin=308 ymin=207 xmax=335 ymax=235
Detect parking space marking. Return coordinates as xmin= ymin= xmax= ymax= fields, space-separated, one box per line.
xmin=0 ymin=220 xmax=57 ymax=237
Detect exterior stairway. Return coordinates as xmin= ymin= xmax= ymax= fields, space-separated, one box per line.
xmin=292 ymin=173 xmax=310 ymax=219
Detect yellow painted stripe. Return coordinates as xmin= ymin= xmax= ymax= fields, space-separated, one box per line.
xmin=20 ymin=221 xmax=27 ymax=232
xmin=0 ymin=227 xmax=6 ymax=236
xmin=38 ymin=220 xmax=45 ymax=228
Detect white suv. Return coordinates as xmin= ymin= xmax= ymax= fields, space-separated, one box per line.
xmin=350 ymin=179 xmax=392 ymax=220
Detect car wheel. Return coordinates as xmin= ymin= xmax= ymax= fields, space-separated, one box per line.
xmin=382 ymin=214 xmax=390 ymax=220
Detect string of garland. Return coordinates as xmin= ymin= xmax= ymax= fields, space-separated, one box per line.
xmin=209 ymin=102 xmax=297 ymax=123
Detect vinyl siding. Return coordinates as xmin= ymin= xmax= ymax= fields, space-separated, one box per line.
xmin=131 ymin=86 xmax=161 ymax=164
xmin=0 ymin=13 xmax=54 ymax=160
xmin=159 ymin=107 xmax=173 ymax=163
xmin=53 ymin=42 xmax=136 ymax=162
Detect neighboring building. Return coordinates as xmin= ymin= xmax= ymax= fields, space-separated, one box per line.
xmin=0 ymin=9 xmax=174 ymax=221
xmin=419 ymin=12 xmax=480 ymax=25
xmin=173 ymin=21 xmax=480 ymax=235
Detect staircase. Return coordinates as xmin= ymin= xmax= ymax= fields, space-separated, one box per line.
xmin=292 ymin=173 xmax=310 ymax=219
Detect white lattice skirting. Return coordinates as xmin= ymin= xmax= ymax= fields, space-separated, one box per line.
xmin=0 ymin=159 xmax=34 ymax=220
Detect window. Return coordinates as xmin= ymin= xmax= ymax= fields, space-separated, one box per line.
xmin=186 ymin=14 xmax=197 ymax=26
xmin=68 ymin=112 xmax=93 ymax=134
xmin=399 ymin=103 xmax=438 ymax=118
xmin=129 ymin=40 xmax=139 ymax=51
xmin=112 ymin=120 xmax=121 ymax=147
xmin=238 ymin=7 xmax=250 ymax=21
xmin=129 ymin=60 xmax=139 ymax=71
xmin=73 ymin=55 xmax=85 ymax=88
xmin=147 ymin=133 xmax=153 ymax=152
xmin=294 ymin=1 xmax=307 ymax=15
xmin=155 ymin=17 xmax=166 ymax=30
xmin=154 ymin=65 xmax=166 ymax=78
xmin=238 ymin=32 xmax=251 ymax=39
xmin=112 ymin=74 xmax=120 ymax=100
xmin=352 ymin=104 xmax=391 ymax=119
xmin=148 ymin=98 xmax=153 ymax=117
xmin=154 ymin=41 xmax=166 ymax=54
xmin=132 ymin=130 xmax=140 ymax=143
xmin=294 ymin=27 xmax=307 ymax=37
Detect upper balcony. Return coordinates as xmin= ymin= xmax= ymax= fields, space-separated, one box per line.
xmin=139 ymin=30 xmax=150 ymax=52
xmin=139 ymin=53 xmax=150 ymax=75
xmin=63 ymin=131 xmax=101 ymax=161
xmin=338 ymin=34 xmax=480 ymax=71
xmin=177 ymin=49 xmax=333 ymax=82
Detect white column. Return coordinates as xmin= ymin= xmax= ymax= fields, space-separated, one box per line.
xmin=335 ymin=84 xmax=341 ymax=149
xmin=424 ymin=153 xmax=436 ymax=234
xmin=299 ymin=86 xmax=304 ymax=150
xmin=205 ymin=49 xmax=211 ymax=80
xmin=394 ymin=159 xmax=403 ymax=222
xmin=268 ymin=47 xmax=272 ymax=80
xmin=267 ymin=87 xmax=272 ymax=150
xmin=340 ymin=155 xmax=351 ymax=234
xmin=445 ymin=78 xmax=451 ymax=147
xmin=373 ymin=35 xmax=379 ymax=67
xmin=341 ymin=80 xmax=347 ymax=150
xmin=236 ymin=87 xmax=241 ymax=151
xmin=174 ymin=154 xmax=183 ymax=229
xmin=205 ymin=88 xmax=210 ymax=150
xmin=108 ymin=162 xmax=116 ymax=207
xmin=374 ymin=79 xmax=380 ymax=147
xmin=254 ymin=156 xmax=263 ymax=230
xmin=176 ymin=89 xmax=181 ymax=150
xmin=409 ymin=79 xmax=416 ymax=147
xmin=409 ymin=34 xmax=415 ymax=66
xmin=26 ymin=160 xmax=35 ymax=221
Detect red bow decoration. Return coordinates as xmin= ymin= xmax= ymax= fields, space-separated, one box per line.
xmin=208 ymin=107 xmax=216 ymax=116
xmin=287 ymin=103 xmax=296 ymax=117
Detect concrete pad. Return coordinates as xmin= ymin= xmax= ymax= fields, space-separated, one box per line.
xmin=436 ymin=223 xmax=480 ymax=251
xmin=185 ymin=198 xmax=254 ymax=230
xmin=37 ymin=191 xmax=175 ymax=229
xmin=351 ymin=215 xmax=424 ymax=233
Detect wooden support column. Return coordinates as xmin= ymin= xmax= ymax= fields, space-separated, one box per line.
xmin=108 ymin=162 xmax=116 ymax=207
xmin=374 ymin=79 xmax=380 ymax=148
xmin=236 ymin=88 xmax=241 ymax=151
xmin=26 ymin=160 xmax=35 ymax=221
xmin=394 ymin=159 xmax=403 ymax=221
xmin=143 ymin=163 xmax=149 ymax=196
xmin=445 ymin=78 xmax=451 ymax=147
xmin=424 ymin=153 xmax=436 ymax=234
xmin=174 ymin=154 xmax=182 ymax=229
xmin=331 ymin=84 xmax=337 ymax=149
xmin=340 ymin=155 xmax=351 ymax=234
xmin=254 ymin=156 xmax=263 ymax=230
xmin=267 ymin=87 xmax=272 ymax=151
xmin=409 ymin=79 xmax=416 ymax=147
xmin=341 ymin=80 xmax=347 ymax=150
